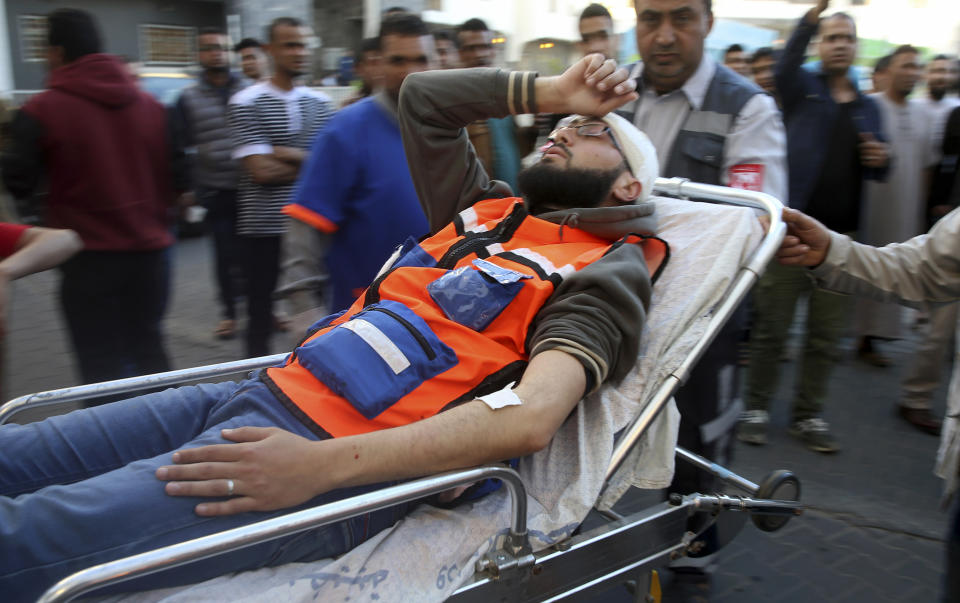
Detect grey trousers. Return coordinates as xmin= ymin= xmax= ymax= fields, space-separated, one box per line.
xmin=902 ymin=302 xmax=960 ymax=410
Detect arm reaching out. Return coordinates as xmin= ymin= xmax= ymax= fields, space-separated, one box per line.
xmin=780 ymin=206 xmax=960 ymax=307
xmin=776 ymin=207 xmax=832 ymax=267
xmin=157 ymin=350 xmax=587 ymax=516
xmin=0 ymin=226 xmax=82 ymax=338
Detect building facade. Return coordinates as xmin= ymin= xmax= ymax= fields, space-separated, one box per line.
xmin=3 ymin=0 xmax=227 ymax=98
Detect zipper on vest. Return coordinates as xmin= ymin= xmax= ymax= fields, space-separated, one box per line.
xmin=366 ymin=307 xmax=436 ymax=360
xmin=437 ymin=204 xmax=528 ymax=270
xmin=364 ymin=203 xmax=528 ymax=307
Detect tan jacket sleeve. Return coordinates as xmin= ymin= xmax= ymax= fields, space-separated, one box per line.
xmin=397 ymin=68 xmax=537 ymax=233
xmin=811 ymin=207 xmax=960 ymax=307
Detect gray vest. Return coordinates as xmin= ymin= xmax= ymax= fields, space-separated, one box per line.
xmin=617 ymin=63 xmax=761 ymax=185
xmin=180 ymin=75 xmax=247 ymax=191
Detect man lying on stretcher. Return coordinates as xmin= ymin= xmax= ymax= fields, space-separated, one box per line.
xmin=0 ymin=55 xmax=668 ymax=600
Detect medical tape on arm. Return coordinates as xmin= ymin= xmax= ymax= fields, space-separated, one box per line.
xmin=478 ymin=382 xmax=522 ymax=410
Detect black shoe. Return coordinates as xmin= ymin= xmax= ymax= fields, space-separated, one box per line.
xmin=898 ymin=406 xmax=942 ymax=435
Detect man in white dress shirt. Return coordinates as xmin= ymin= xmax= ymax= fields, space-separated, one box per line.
xmin=614 ymin=0 xmax=787 ymax=594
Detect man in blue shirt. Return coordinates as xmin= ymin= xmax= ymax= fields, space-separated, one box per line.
xmin=279 ymin=14 xmax=434 ymax=327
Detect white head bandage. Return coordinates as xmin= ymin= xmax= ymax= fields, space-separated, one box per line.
xmin=600 ymin=112 xmax=659 ymax=202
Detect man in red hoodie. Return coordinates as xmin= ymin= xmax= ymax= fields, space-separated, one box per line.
xmin=2 ymin=8 xmax=174 ymax=390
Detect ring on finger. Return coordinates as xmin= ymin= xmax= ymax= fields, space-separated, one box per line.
xmin=226 ymin=478 xmax=235 ymax=496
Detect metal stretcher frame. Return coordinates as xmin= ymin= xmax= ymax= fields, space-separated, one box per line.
xmin=2 ymin=178 xmax=797 ymax=603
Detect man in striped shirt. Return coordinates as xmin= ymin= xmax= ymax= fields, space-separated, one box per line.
xmin=227 ymin=17 xmax=335 ymax=357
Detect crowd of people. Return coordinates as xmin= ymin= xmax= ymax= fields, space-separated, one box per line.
xmin=1 ymin=0 xmax=960 ymax=599
xmin=733 ymin=2 xmax=960 ymax=449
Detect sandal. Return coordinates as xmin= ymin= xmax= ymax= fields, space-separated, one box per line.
xmin=215 ymin=319 xmax=236 ymax=340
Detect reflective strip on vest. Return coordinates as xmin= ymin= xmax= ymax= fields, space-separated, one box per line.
xmin=458 ymin=206 xmax=489 ymax=233
xmin=508 ymin=247 xmax=576 ymax=280
xmin=341 ymin=319 xmax=411 ymax=374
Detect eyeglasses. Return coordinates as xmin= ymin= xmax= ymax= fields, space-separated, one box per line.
xmin=548 ymin=120 xmax=612 ymax=140
xmin=549 ymin=120 xmax=624 ymax=156
xmin=547 ymin=118 xmax=630 ymax=173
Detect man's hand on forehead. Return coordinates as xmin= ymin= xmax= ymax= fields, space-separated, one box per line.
xmin=536 ymin=53 xmax=638 ymax=117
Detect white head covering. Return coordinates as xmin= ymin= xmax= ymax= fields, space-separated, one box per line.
xmin=600 ymin=112 xmax=659 ymax=202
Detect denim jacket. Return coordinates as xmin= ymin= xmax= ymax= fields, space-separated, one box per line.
xmin=777 ymin=16 xmax=888 ymax=213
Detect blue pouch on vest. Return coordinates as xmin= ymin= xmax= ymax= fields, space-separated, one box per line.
xmin=295 ymin=300 xmax=457 ymax=419
xmin=392 ymin=236 xmax=437 ymax=270
xmin=306 ymin=309 xmax=348 ymax=333
xmin=427 ymin=259 xmax=531 ymax=332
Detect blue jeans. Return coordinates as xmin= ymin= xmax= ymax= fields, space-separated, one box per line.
xmin=0 ymin=378 xmax=407 ymax=602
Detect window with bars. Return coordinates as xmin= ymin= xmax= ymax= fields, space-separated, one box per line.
xmin=19 ymin=15 xmax=47 ymax=62
xmin=140 ymin=25 xmax=196 ymax=64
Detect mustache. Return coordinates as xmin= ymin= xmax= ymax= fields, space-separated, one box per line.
xmin=541 ymin=141 xmax=573 ymax=162
xmin=552 ymin=141 xmax=571 ymax=158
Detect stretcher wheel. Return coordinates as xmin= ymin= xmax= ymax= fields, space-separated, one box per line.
xmin=751 ymin=470 xmax=800 ymax=532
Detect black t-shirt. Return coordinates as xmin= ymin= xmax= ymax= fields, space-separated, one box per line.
xmin=806 ymin=101 xmax=863 ymax=232
xmin=928 ymin=105 xmax=960 ymax=223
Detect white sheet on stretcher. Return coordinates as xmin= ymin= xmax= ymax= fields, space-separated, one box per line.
xmin=107 ymin=198 xmax=763 ymax=603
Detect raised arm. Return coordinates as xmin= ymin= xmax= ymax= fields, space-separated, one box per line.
xmin=398 ymin=54 xmax=639 ymax=232
xmin=775 ymin=2 xmax=827 ymax=111
xmin=397 ymin=68 xmax=526 ymax=231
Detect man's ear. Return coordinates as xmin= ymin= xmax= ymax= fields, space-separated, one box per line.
xmin=609 ymin=172 xmax=642 ymax=205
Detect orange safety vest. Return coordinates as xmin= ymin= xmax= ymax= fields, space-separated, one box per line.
xmin=265 ymin=198 xmax=668 ymax=438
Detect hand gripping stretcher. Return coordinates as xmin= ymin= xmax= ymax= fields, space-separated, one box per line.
xmin=1 ymin=179 xmax=802 ymax=603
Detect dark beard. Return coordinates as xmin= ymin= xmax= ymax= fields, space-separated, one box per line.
xmin=518 ymin=161 xmax=624 ymax=215
xmin=204 ymin=64 xmax=229 ymax=75
xmin=930 ymin=86 xmax=947 ymax=101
